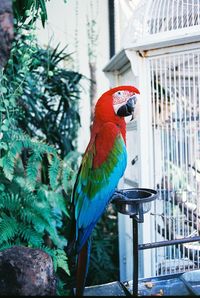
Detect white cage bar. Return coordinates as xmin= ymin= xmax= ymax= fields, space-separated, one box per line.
xmin=146 ymin=0 xmax=200 ymax=34
xmin=149 ymin=49 xmax=200 ymax=276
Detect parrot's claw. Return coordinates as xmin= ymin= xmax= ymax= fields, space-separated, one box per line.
xmin=111 ymin=189 xmax=126 ymax=202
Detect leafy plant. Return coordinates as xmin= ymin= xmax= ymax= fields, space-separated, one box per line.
xmin=13 ymin=0 xmax=49 ymax=27
xmin=0 ymin=129 xmax=78 ymax=293
xmin=2 ymin=26 xmax=82 ymax=157
xmin=13 ymin=0 xmax=69 ymax=28
xmin=0 ymin=2 xmax=83 ymax=295
xmin=17 ymin=43 xmax=82 ymax=157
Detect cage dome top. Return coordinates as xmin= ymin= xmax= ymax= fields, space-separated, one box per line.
xmin=123 ymin=0 xmax=200 ymax=49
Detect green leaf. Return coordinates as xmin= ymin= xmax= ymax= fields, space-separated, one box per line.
xmin=55 ymin=249 xmax=70 ymax=275
xmin=1 ymin=87 xmax=7 ymax=94
xmin=0 ymin=214 xmax=18 ymax=244
xmin=48 ymin=71 xmax=53 ymax=76
xmin=0 ymin=184 xmax=5 ymax=191
xmin=0 ymin=142 xmax=8 ymax=150
xmin=1 ymin=125 xmax=8 ymax=132
xmin=3 ymin=100 xmax=9 ymax=107
xmin=49 ymin=155 xmax=61 ymax=190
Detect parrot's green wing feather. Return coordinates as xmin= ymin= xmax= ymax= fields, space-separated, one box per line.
xmin=72 ymin=122 xmax=127 ymax=252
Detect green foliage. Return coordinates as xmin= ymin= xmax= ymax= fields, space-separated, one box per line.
xmin=12 ymin=0 xmax=69 ymax=29
xmin=13 ymin=0 xmax=49 ymax=27
xmin=62 ymin=151 xmax=80 ymax=194
xmin=0 ymin=3 xmax=82 ymax=295
xmin=21 ymin=43 xmax=82 ymax=157
xmin=0 ymin=128 xmax=80 ymax=294
xmin=0 ymin=29 xmax=37 ymax=133
xmin=0 ymin=130 xmax=72 ymax=249
xmin=2 ymin=28 xmax=82 ymax=157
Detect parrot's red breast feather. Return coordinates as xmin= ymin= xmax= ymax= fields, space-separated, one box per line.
xmin=93 ymin=122 xmax=122 ymax=168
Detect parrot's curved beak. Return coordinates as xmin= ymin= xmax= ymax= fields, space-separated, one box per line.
xmin=116 ymin=95 xmax=137 ymax=118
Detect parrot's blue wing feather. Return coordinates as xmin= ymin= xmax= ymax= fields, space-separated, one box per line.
xmin=72 ymin=122 xmax=127 ymax=253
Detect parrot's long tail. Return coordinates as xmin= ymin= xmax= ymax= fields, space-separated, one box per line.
xmin=76 ymin=238 xmax=91 ymax=296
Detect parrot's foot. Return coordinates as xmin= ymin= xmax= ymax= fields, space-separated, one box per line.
xmin=111 ymin=189 xmax=127 ymax=202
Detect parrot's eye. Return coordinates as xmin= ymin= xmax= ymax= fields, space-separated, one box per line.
xmin=117 ymin=91 xmax=121 ymax=95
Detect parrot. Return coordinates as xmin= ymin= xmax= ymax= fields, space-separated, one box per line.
xmin=67 ymin=85 xmax=140 ymax=296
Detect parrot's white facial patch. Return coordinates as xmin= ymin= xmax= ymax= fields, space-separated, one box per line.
xmin=113 ymin=90 xmax=135 ymax=114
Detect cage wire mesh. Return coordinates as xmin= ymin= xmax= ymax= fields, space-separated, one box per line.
xmin=121 ymin=0 xmax=200 ymax=279
xmin=149 ymin=49 xmax=200 ymax=276
xmin=146 ymin=0 xmax=200 ymax=34
xmin=124 ymin=0 xmax=200 ymax=47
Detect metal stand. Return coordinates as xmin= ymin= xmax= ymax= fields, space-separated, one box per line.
xmin=132 ymin=216 xmax=138 ymax=296
xmin=111 ymin=188 xmax=158 ymax=297
xmin=112 ymin=188 xmax=200 ymax=296
xmin=131 ymin=205 xmax=145 ymax=296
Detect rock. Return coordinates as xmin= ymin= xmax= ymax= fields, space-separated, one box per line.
xmin=0 ymin=0 xmax=14 ymax=68
xmin=0 ymin=246 xmax=56 ymax=296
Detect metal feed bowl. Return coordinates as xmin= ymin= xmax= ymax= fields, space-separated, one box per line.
xmin=111 ymin=188 xmax=158 ymax=221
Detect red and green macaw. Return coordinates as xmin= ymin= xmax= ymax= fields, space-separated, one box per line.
xmin=68 ymin=85 xmax=140 ymax=296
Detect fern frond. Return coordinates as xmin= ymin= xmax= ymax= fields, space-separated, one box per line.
xmin=49 ymin=154 xmax=61 ymax=190
xmin=61 ymin=151 xmax=80 ymax=194
xmin=40 ymin=246 xmax=69 ymax=275
xmin=61 ymin=159 xmax=74 ymax=194
xmin=46 ymin=190 xmax=69 ymax=217
xmin=0 ymin=242 xmax=14 ymax=251
xmin=26 ymin=152 xmax=42 ymax=190
xmin=18 ymin=223 xmax=44 ymax=246
xmin=0 ymin=193 xmax=20 ymax=212
xmin=53 ymin=249 xmax=70 ymax=275
xmin=1 ymin=140 xmax=24 ymax=180
xmin=0 ymin=214 xmax=18 ymax=244
xmin=56 ymin=277 xmax=69 ymax=296
xmin=19 ymin=207 xmax=47 ymax=233
xmin=1 ymin=155 xmax=15 ymax=181
xmin=45 ymin=225 xmax=67 ymax=249
xmin=14 ymin=176 xmax=36 ymax=193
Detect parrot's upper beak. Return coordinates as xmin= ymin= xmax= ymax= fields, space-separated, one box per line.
xmin=116 ymin=95 xmax=137 ymax=118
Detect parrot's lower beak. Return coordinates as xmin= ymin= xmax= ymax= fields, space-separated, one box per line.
xmin=117 ymin=95 xmax=137 ymax=118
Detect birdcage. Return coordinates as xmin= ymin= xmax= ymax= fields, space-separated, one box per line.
xmin=104 ymin=0 xmax=200 ymax=282
xmin=149 ymin=49 xmax=200 ymax=276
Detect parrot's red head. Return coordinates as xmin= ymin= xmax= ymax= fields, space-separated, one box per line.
xmin=94 ymin=85 xmax=140 ymax=125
